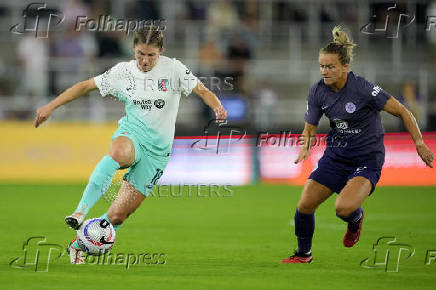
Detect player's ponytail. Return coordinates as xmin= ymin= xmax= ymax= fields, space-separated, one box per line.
xmin=320 ymin=25 xmax=356 ymax=65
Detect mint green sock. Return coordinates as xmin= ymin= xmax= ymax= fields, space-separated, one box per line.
xmin=100 ymin=212 xmax=123 ymax=231
xmin=74 ymin=156 xmax=120 ymax=216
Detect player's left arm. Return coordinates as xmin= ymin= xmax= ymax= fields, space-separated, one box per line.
xmin=192 ymin=82 xmax=227 ymax=121
xmin=383 ymin=96 xmax=434 ymax=168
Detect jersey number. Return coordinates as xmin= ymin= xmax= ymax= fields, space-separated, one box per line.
xmin=146 ymin=169 xmax=163 ymax=189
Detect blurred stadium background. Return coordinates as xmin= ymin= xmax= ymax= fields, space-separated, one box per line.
xmin=1 ymin=2 xmax=436 ymax=289
xmin=0 ymin=0 xmax=435 ymax=184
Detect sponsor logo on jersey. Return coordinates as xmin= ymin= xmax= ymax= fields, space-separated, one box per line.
xmin=158 ymin=79 xmax=169 ymax=92
xmin=154 ymin=99 xmax=165 ymax=109
xmin=345 ymin=102 xmax=356 ymax=113
xmin=133 ymin=98 xmax=166 ymax=110
xmin=333 ymin=118 xmax=362 ymax=134
xmin=372 ymin=86 xmax=381 ymax=96
xmin=334 ymin=118 xmax=349 ymax=130
xmin=133 ymin=99 xmax=152 ymax=110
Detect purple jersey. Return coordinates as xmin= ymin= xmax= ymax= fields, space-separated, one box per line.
xmin=304 ymin=72 xmax=391 ymax=165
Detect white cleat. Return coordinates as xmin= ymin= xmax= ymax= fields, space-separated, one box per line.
xmin=65 ymin=212 xmax=84 ymax=230
xmin=67 ymin=238 xmax=85 ymax=264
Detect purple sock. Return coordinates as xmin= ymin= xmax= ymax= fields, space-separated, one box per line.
xmin=337 ymin=207 xmax=363 ymax=232
xmin=294 ymin=209 xmax=315 ymax=255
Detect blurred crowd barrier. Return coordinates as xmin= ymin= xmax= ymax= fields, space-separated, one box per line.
xmin=0 ymin=0 xmax=435 ymax=131
xmin=1 ymin=122 xmax=435 ymax=185
xmin=259 ymin=132 xmax=436 ymax=186
xmin=0 ymin=122 xmax=118 ymax=181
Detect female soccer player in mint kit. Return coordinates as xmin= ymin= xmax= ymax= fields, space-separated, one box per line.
xmin=281 ymin=26 xmax=434 ymax=263
xmin=35 ymin=26 xmax=227 ymax=264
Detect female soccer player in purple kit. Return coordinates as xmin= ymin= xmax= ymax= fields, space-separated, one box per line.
xmin=281 ymin=26 xmax=434 ymax=263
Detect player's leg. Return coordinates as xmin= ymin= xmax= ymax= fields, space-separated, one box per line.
xmin=65 ymin=136 xmax=135 ymax=229
xmin=297 ymin=179 xmax=335 ymax=213
xmin=335 ymin=176 xmax=372 ymax=247
xmin=281 ymin=179 xmax=334 ymax=263
xmin=98 ymin=147 xmax=169 ymax=231
xmin=69 ymin=146 xmax=169 ymax=260
xmin=104 ymin=180 xmax=146 ymax=230
xmin=295 ymin=179 xmax=334 ymax=253
xmin=68 ymin=179 xmax=145 ymax=260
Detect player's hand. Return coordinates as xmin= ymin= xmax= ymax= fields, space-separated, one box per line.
xmin=416 ymin=143 xmax=434 ymax=168
xmin=34 ymin=105 xmax=53 ymax=128
xmin=214 ymin=105 xmax=227 ymax=123
xmin=294 ymin=147 xmax=311 ymax=164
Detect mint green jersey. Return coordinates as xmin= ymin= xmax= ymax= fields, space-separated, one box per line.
xmin=94 ymin=57 xmax=199 ymax=156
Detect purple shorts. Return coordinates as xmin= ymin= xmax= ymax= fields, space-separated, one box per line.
xmin=309 ymin=154 xmax=383 ymax=194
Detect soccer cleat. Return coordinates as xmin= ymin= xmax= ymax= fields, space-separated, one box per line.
xmin=65 ymin=212 xmax=84 ymax=230
xmin=280 ymin=251 xmax=313 ymax=264
xmin=67 ymin=238 xmax=85 ymax=264
xmin=343 ymin=210 xmax=364 ymax=247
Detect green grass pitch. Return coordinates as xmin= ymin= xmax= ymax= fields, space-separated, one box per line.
xmin=0 ymin=183 xmax=435 ymax=290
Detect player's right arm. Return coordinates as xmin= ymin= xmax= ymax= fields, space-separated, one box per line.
xmin=295 ymin=122 xmax=317 ymax=164
xmin=34 ymin=78 xmax=97 ymax=128
xmin=295 ymin=83 xmax=322 ymax=164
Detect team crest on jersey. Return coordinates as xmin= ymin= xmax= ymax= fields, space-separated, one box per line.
xmin=158 ymin=79 xmax=169 ymax=92
xmin=345 ymin=102 xmax=356 ymax=113
xmin=154 ymin=99 xmax=165 ymax=109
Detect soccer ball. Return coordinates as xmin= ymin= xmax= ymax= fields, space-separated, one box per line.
xmin=77 ymin=218 xmax=116 ymax=255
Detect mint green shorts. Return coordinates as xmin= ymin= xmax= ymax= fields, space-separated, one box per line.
xmin=112 ymin=128 xmax=169 ymax=196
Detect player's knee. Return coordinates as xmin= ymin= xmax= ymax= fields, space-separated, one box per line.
xmin=297 ymin=200 xmax=316 ymax=214
xmin=335 ymin=202 xmax=355 ymax=217
xmin=110 ymin=148 xmax=132 ymax=167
